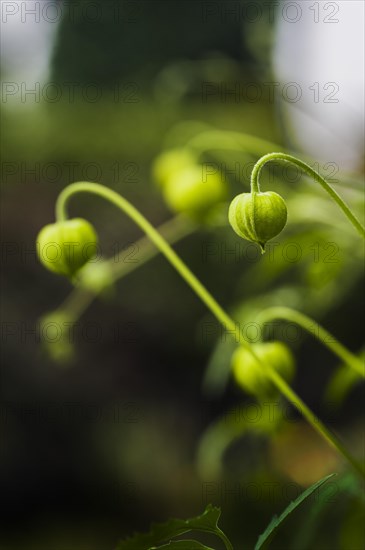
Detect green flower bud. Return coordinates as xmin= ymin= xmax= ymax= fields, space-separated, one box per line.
xmin=37 ymin=218 xmax=98 ymax=278
xmin=152 ymin=148 xmax=197 ymax=188
xmin=163 ymin=165 xmax=226 ymax=215
xmin=231 ymin=341 xmax=295 ymax=399
xmin=228 ymin=191 xmax=287 ymax=252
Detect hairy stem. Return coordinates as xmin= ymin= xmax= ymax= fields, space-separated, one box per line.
xmin=55 ymin=181 xmax=364 ymax=477
xmin=250 ymin=152 xmax=365 ymax=238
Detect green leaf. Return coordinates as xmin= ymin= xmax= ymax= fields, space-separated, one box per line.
xmin=150 ymin=540 xmax=216 ymax=549
xmin=291 ymin=472 xmax=364 ymax=550
xmin=116 ymin=504 xmax=232 ymax=550
xmin=255 ymin=473 xmax=337 ymax=550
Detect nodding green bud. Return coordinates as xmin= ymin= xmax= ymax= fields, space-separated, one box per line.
xmin=228 ymin=191 xmax=287 ymax=252
xmin=231 ymin=341 xmax=295 ymax=399
xmin=152 ymin=148 xmax=197 ymax=188
xmin=163 ymin=165 xmax=226 ymax=215
xmin=36 ymin=218 xmax=98 ymax=278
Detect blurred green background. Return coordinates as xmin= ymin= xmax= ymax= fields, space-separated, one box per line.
xmin=1 ymin=1 xmax=364 ymax=549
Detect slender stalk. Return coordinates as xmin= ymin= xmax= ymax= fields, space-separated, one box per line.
xmin=168 ymin=125 xmax=365 ymax=191
xmin=55 ymin=181 xmax=364 ymax=477
xmin=256 ymin=307 xmax=364 ymax=378
xmin=56 ymin=215 xmax=195 ymax=320
xmin=109 ymin=214 xmax=195 ymax=280
xmin=57 ymin=286 xmax=94 ymax=321
xmin=250 ymin=152 xmax=365 ymax=238
xmin=56 ymin=183 xmax=242 ymax=337
xmin=216 ymin=528 xmax=234 ymax=550
xmin=186 ymin=130 xmax=281 ymax=158
xmin=265 ymin=368 xmax=363 ymax=475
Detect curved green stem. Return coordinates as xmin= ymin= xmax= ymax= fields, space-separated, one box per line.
xmin=56 ymin=182 xmax=238 ymax=333
xmin=197 ymin=400 xmax=278 ymax=480
xmin=167 ymin=124 xmax=365 ymax=191
xmin=256 ymin=307 xmax=364 ymax=379
xmin=55 ymin=181 xmax=364 ymax=478
xmin=56 ymin=215 xmax=195 ymax=321
xmin=186 ymin=130 xmax=281 ymax=159
xmin=110 ymin=214 xmax=195 ymax=279
xmin=216 ymin=528 xmax=234 ymax=550
xmin=250 ymin=152 xmax=365 ymax=239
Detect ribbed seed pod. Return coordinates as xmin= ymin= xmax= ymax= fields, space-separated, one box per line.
xmin=37 ymin=218 xmax=98 ymax=278
xmin=229 ymin=191 xmax=287 ymax=252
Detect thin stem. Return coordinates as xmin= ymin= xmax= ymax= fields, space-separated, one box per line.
xmin=55 ymin=182 xmax=364 ymax=477
xmin=266 ymin=368 xmax=363 ymax=476
xmin=256 ymin=307 xmax=364 ymax=379
xmin=186 ymin=130 xmax=281 ymax=158
xmin=168 ymin=125 xmax=365 ymax=191
xmin=216 ymin=528 xmax=234 ymax=550
xmin=56 ymin=183 xmax=241 ymax=338
xmin=57 ymin=286 xmax=94 ymax=321
xmin=197 ymin=400 xmax=278 ymax=480
xmin=250 ymin=152 xmax=365 ymax=238
xmin=109 ymin=214 xmax=195 ymax=281
xmin=57 ymin=215 xmax=195 ymax=321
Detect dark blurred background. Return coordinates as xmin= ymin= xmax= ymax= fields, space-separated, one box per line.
xmin=1 ymin=1 xmax=364 ymax=549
